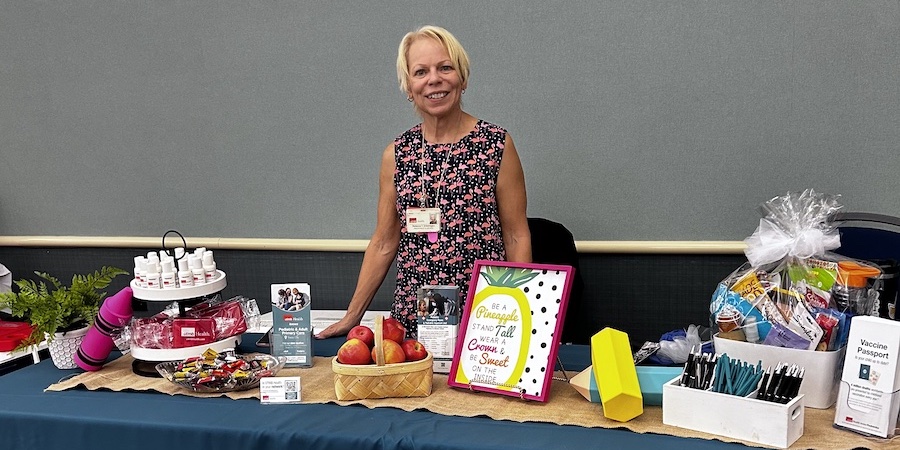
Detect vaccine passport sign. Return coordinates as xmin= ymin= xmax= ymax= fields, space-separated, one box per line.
xmin=834 ymin=316 xmax=900 ymax=438
xmin=271 ymin=283 xmax=313 ymax=367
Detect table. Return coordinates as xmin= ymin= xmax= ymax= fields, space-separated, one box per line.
xmin=0 ymin=341 xmax=45 ymax=365
xmin=0 ymin=335 xmax=748 ymax=450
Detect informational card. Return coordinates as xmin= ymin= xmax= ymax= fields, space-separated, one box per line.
xmin=271 ymin=283 xmax=313 ymax=367
xmin=448 ymin=261 xmax=574 ymax=402
xmin=259 ymin=376 xmax=302 ymax=405
xmin=416 ymin=285 xmax=460 ymax=374
xmin=405 ymin=207 xmax=441 ymax=233
xmin=834 ymin=316 xmax=900 ymax=438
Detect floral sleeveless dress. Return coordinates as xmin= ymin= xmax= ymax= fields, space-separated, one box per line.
xmin=392 ymin=120 xmax=508 ymax=336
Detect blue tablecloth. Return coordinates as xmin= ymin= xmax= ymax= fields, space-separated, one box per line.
xmin=0 ymin=335 xmax=747 ymax=450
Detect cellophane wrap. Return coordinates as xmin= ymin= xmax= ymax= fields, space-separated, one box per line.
xmin=129 ymin=296 xmax=259 ymax=349
xmin=710 ymin=190 xmax=882 ymax=351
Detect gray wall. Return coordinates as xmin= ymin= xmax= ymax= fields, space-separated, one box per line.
xmin=2 ymin=1 xmax=899 ymax=241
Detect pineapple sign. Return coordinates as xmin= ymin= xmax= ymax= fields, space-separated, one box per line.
xmin=449 ymin=260 xmax=575 ymax=402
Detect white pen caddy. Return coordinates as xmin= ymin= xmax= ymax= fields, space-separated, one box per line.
xmin=662 ymin=377 xmax=805 ymax=449
xmin=714 ymin=335 xmax=845 ymax=408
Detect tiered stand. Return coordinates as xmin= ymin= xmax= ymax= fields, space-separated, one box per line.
xmin=129 ymin=271 xmax=239 ymax=376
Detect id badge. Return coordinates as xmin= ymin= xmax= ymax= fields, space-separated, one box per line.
xmin=406 ymin=208 xmax=441 ymax=233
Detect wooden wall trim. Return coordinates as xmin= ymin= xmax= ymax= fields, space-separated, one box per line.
xmin=0 ymin=236 xmax=747 ymax=255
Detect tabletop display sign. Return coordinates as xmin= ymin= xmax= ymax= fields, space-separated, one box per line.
xmin=271 ymin=283 xmax=313 ymax=368
xmin=448 ymin=260 xmax=574 ymax=402
xmin=416 ymin=285 xmax=460 ymax=374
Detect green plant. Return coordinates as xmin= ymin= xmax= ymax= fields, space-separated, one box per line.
xmin=0 ymin=266 xmax=128 ymax=349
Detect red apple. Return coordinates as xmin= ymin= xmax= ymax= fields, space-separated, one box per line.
xmin=401 ymin=339 xmax=428 ymax=361
xmin=348 ymin=325 xmax=375 ymax=348
xmin=337 ymin=338 xmax=372 ymax=365
xmin=373 ymin=339 xmax=406 ymax=364
xmin=382 ymin=317 xmax=406 ymax=343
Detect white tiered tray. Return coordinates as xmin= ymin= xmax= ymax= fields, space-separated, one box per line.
xmin=130 ymin=270 xmax=226 ymax=301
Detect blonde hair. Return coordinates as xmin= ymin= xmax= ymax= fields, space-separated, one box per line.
xmin=396 ymin=25 xmax=470 ymax=95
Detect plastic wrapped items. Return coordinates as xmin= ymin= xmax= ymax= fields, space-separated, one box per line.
xmin=186 ymin=298 xmax=248 ymax=339
xmin=0 ymin=320 xmax=34 ymax=352
xmin=711 ymin=190 xmax=882 ymax=352
xmin=129 ymin=296 xmax=259 ymax=350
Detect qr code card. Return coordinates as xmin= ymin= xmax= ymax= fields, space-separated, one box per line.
xmin=259 ymin=376 xmax=302 ymax=405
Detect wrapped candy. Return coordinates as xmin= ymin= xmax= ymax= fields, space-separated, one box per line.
xmin=157 ymin=348 xmax=284 ymax=392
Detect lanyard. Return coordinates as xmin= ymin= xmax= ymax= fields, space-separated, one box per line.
xmin=417 ymin=137 xmax=453 ymax=210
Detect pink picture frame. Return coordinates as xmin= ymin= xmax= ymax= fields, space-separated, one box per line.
xmin=447 ymin=260 xmax=575 ymax=402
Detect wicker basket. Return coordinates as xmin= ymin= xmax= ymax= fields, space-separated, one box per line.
xmin=332 ymin=316 xmax=433 ymax=400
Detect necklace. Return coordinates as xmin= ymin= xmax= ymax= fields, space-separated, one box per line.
xmin=417 ymin=115 xmax=471 ymax=208
xmin=417 ymin=138 xmax=453 ymax=210
xmin=415 ymin=127 xmax=460 ymax=244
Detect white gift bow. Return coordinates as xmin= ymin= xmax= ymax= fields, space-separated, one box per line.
xmin=743 ymin=219 xmax=841 ymax=267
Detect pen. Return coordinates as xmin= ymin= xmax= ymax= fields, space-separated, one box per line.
xmin=703 ymin=353 xmax=718 ymax=390
xmin=766 ymin=363 xmax=784 ymax=402
xmin=776 ymin=364 xmax=800 ymax=403
xmin=789 ymin=367 xmax=805 ymax=401
xmin=681 ymin=349 xmax=695 ymax=387
xmin=757 ymin=367 xmax=770 ymax=400
xmin=780 ymin=365 xmax=802 ymax=404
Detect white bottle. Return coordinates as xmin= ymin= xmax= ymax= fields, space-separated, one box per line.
xmin=147 ymin=254 xmax=161 ymax=275
xmin=202 ymin=250 xmax=217 ymax=283
xmin=161 ymin=260 xmax=177 ymax=289
xmin=140 ymin=258 xmax=151 ymax=288
xmin=744 ymin=316 xmax=761 ymax=344
xmin=133 ymin=256 xmax=146 ymax=288
xmin=189 ymin=254 xmax=206 ymax=285
xmin=145 ymin=264 xmax=161 ymax=289
xmin=174 ymin=247 xmax=186 ymax=260
xmin=177 ymin=257 xmax=194 ymax=288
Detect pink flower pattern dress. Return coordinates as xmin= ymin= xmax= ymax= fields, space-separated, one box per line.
xmin=392 ymin=120 xmax=508 ymax=335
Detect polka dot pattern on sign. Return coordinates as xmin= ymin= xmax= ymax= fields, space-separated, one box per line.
xmin=514 ymin=270 xmax=568 ymax=398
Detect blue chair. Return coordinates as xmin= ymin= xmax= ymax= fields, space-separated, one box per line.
xmin=831 ymin=212 xmax=900 ymax=319
xmin=831 ymin=212 xmax=900 ymax=262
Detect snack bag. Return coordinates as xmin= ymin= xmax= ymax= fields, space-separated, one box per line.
xmin=710 ymin=190 xmax=881 ymax=351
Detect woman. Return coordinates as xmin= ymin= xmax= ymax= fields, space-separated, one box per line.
xmin=316 ymin=25 xmax=531 ymax=339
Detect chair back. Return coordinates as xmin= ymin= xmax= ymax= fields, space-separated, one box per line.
xmin=831 ymin=212 xmax=900 ymax=262
xmin=831 ymin=212 xmax=900 ymax=319
xmin=527 ymin=218 xmax=588 ymax=343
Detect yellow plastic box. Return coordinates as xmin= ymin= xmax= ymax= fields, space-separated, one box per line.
xmin=590 ymin=328 xmax=642 ymax=422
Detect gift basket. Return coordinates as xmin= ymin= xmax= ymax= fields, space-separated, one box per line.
xmin=332 ymin=316 xmax=433 ymax=400
xmin=709 ymin=190 xmax=883 ymax=408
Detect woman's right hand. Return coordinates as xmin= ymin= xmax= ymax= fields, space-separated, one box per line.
xmin=314 ymin=315 xmax=359 ymax=339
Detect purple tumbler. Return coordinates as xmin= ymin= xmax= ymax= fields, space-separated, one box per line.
xmin=75 ymin=286 xmax=134 ymax=371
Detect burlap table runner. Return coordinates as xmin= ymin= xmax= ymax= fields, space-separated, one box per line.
xmin=46 ymin=355 xmax=896 ymax=449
